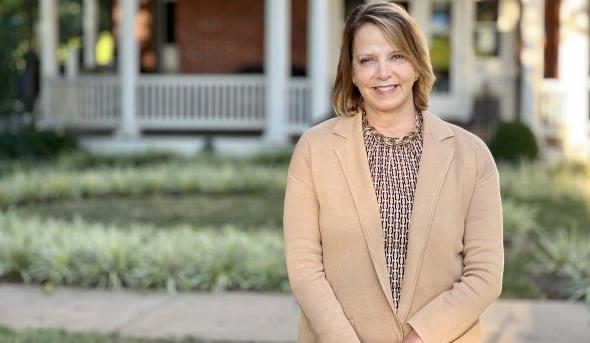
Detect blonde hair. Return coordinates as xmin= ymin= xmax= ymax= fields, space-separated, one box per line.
xmin=332 ymin=3 xmax=435 ymax=117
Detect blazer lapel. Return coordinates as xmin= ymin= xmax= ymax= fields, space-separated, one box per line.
xmin=332 ymin=110 xmax=456 ymax=321
xmin=397 ymin=111 xmax=455 ymax=321
xmin=333 ymin=113 xmax=396 ymax=311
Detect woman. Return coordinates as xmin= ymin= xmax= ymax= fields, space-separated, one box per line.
xmin=283 ymin=3 xmax=503 ymax=343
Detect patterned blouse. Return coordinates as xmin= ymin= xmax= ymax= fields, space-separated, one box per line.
xmin=362 ymin=110 xmax=424 ymax=310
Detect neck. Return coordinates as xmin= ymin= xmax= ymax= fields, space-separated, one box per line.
xmin=364 ymin=104 xmax=417 ymax=138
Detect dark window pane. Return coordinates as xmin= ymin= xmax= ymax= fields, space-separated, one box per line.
xmin=166 ymin=2 xmax=176 ymax=43
xmin=474 ymin=0 xmax=499 ymax=57
xmin=430 ymin=2 xmax=452 ymax=93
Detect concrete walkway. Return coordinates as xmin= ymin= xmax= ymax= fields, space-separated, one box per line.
xmin=0 ymin=284 xmax=588 ymax=342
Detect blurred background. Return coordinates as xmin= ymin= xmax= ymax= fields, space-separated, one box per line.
xmin=0 ymin=0 xmax=589 ymax=342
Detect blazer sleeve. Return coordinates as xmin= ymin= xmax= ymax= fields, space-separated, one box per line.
xmin=406 ymin=138 xmax=504 ymax=343
xmin=283 ymin=134 xmax=360 ymax=343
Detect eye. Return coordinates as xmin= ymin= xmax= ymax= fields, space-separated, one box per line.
xmin=359 ymin=57 xmax=373 ymax=64
xmin=391 ymin=53 xmax=405 ymax=62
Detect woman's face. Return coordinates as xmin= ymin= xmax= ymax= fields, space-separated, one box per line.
xmin=351 ymin=23 xmax=418 ymax=115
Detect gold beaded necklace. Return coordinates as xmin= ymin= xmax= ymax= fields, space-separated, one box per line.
xmin=362 ymin=109 xmax=423 ymax=147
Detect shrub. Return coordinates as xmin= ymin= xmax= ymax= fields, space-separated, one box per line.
xmin=488 ymin=121 xmax=539 ymax=163
xmin=0 ymin=125 xmax=78 ymax=160
xmin=532 ymin=230 xmax=590 ymax=302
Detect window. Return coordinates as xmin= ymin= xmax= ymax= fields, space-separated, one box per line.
xmin=165 ymin=1 xmax=176 ymax=43
xmin=474 ymin=0 xmax=499 ymax=57
xmin=430 ymin=2 xmax=452 ymax=93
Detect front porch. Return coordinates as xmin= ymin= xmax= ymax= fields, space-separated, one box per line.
xmin=38 ymin=0 xmax=338 ymax=151
xmin=39 ymin=75 xmax=313 ymax=135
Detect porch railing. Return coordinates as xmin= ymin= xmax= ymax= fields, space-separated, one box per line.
xmin=41 ymin=74 xmax=312 ymax=134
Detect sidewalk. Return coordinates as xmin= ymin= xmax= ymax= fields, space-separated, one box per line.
xmin=0 ymin=284 xmax=588 ymax=342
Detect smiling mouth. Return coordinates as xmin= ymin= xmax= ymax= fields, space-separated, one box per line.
xmin=374 ymin=85 xmax=397 ymax=91
xmin=372 ymin=84 xmax=399 ymax=94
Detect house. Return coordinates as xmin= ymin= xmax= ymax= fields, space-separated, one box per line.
xmin=37 ymin=0 xmax=589 ymax=160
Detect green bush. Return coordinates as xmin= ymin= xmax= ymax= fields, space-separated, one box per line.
xmin=0 ymin=125 xmax=78 ymax=160
xmin=489 ymin=121 xmax=539 ymax=162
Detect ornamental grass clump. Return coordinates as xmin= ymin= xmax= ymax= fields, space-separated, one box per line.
xmin=127 ymin=227 xmax=210 ymax=292
xmin=0 ymin=162 xmax=287 ymax=207
xmin=501 ymin=199 xmax=539 ymax=252
xmin=532 ymin=230 xmax=590 ymax=302
xmin=0 ymin=211 xmax=287 ymax=293
xmin=75 ymin=225 xmax=144 ymax=289
xmin=498 ymin=162 xmax=582 ymax=202
xmin=241 ymin=231 xmax=289 ymax=292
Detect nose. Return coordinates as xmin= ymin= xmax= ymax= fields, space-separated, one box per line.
xmin=375 ymin=59 xmax=391 ymax=80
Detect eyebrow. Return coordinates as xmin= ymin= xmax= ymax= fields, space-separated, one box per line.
xmin=355 ymin=50 xmax=403 ymax=58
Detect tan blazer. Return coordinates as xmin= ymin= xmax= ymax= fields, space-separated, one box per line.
xmin=283 ymin=110 xmax=504 ymax=343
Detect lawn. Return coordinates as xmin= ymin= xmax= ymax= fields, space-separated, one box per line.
xmin=14 ymin=193 xmax=284 ymax=230
xmin=0 ymin=151 xmax=589 ymax=303
xmin=0 ymin=325 xmax=233 ymax=343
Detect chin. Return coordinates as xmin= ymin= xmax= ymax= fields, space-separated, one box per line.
xmin=366 ymin=100 xmax=405 ymax=113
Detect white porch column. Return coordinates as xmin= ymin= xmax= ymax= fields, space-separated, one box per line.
xmin=116 ymin=0 xmax=140 ymax=139
xmin=39 ymin=0 xmax=59 ymax=121
xmin=66 ymin=46 xmax=80 ymax=80
xmin=558 ymin=0 xmax=589 ymax=159
xmin=83 ymin=0 xmax=98 ymax=69
xmin=263 ymin=0 xmax=290 ymax=145
xmin=309 ymin=0 xmax=330 ymax=123
xmin=519 ymin=0 xmax=544 ymax=134
xmin=40 ymin=0 xmax=59 ymax=78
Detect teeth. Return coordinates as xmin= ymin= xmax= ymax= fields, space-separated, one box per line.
xmin=375 ymin=85 xmax=396 ymax=91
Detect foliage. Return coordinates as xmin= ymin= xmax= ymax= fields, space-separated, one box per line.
xmin=0 ymin=125 xmax=78 ymax=160
xmin=532 ymin=230 xmax=590 ymax=302
xmin=13 ymin=193 xmax=285 ymax=231
xmin=0 ymin=160 xmax=286 ymax=206
xmin=501 ymin=199 xmax=538 ymax=251
xmin=249 ymin=148 xmax=293 ymax=166
xmin=0 ymin=211 xmax=289 ymax=293
xmin=0 ymin=0 xmax=36 ymax=116
xmin=489 ymin=121 xmax=539 ymax=162
xmin=498 ymin=162 xmax=584 ymax=202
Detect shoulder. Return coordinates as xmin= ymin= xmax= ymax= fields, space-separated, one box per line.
xmin=450 ymin=122 xmax=490 ymax=155
xmin=299 ymin=116 xmax=341 ymax=143
xmin=288 ymin=116 xmax=341 ymax=167
xmin=433 ymin=114 xmax=498 ymax=177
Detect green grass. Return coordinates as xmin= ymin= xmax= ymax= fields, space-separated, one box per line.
xmin=13 ymin=193 xmax=284 ymax=230
xmin=1 ymin=152 xmax=589 ymax=302
xmin=0 ymin=325 xmax=229 ymax=343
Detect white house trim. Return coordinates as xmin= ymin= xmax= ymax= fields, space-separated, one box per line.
xmin=83 ymin=0 xmax=98 ymax=70
xmin=263 ymin=0 xmax=291 ymax=145
xmin=116 ymin=0 xmax=141 ymax=139
xmin=309 ymin=0 xmax=331 ymax=123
